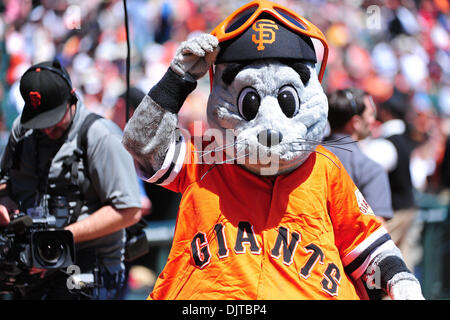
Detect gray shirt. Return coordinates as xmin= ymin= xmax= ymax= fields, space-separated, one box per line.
xmin=324 ymin=133 xmax=393 ymax=219
xmin=0 ymin=103 xmax=142 ymax=271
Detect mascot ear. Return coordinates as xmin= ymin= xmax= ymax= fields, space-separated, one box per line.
xmin=221 ymin=63 xmax=249 ymax=86
xmin=285 ymin=61 xmax=311 ymax=86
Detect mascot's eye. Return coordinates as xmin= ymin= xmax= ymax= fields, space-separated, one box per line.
xmin=238 ymin=87 xmax=260 ymax=121
xmin=278 ymin=86 xmax=300 ymax=118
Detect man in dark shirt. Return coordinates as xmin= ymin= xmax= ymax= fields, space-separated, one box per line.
xmin=325 ymin=88 xmax=393 ymax=222
xmin=359 ymin=89 xmax=419 ymax=272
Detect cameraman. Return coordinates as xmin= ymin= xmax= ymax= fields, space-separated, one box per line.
xmin=0 ymin=60 xmax=142 ymax=299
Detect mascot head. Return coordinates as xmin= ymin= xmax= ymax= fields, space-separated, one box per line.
xmin=206 ymin=0 xmax=329 ymax=176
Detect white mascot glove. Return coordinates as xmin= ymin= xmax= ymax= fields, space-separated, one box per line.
xmin=387 ymin=272 xmax=425 ymax=300
xmin=170 ymin=33 xmax=220 ymax=80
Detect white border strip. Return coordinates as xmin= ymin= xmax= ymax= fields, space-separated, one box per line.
xmin=160 ymin=134 xmax=187 ymax=186
xmin=342 ymin=226 xmax=389 ymax=266
xmin=145 ymin=135 xmax=178 ymax=184
xmin=350 ymin=239 xmax=397 ymax=280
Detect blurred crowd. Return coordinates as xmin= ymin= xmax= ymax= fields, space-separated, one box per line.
xmin=1 ymin=0 xmax=448 ymax=191
xmin=0 ymin=0 xmax=449 ymax=297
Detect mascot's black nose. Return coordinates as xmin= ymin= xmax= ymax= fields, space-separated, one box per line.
xmin=258 ymin=129 xmax=283 ymax=148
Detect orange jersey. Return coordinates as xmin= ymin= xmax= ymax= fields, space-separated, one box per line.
xmin=145 ymin=135 xmax=390 ymax=300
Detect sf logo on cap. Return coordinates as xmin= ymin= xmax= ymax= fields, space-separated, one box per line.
xmin=29 ymin=91 xmax=41 ymax=109
xmin=251 ymin=19 xmax=279 ymax=51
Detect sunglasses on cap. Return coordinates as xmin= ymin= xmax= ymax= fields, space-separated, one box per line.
xmin=209 ymin=0 xmax=329 ymax=87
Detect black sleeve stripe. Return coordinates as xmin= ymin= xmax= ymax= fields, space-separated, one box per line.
xmin=154 ymin=159 xmax=176 ymax=185
xmin=344 ymin=233 xmax=391 ymax=276
xmin=154 ymin=131 xmax=184 ymax=185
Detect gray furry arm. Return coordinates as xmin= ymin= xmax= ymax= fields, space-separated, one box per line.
xmin=122 ymin=96 xmax=178 ymax=177
xmin=122 ymin=34 xmax=218 ymax=177
xmin=122 ymin=68 xmax=197 ymax=177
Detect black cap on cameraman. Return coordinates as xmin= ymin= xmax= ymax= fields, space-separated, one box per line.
xmin=19 ymin=60 xmax=75 ymax=130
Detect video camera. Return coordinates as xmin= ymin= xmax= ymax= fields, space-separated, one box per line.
xmin=0 ymin=212 xmax=75 ymax=293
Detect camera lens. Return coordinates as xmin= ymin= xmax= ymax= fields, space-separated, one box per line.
xmin=31 ymin=230 xmax=74 ymax=269
xmin=36 ymin=239 xmax=64 ymax=264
